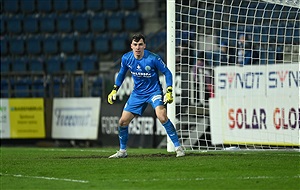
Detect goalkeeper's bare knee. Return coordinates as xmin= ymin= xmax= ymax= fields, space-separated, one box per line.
xmin=157 ymin=115 xmax=169 ymax=124
xmin=119 ymin=118 xmax=131 ymax=127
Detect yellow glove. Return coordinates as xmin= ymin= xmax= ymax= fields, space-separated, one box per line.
xmin=108 ymin=85 xmax=118 ymax=104
xmin=164 ymin=86 xmax=173 ymax=105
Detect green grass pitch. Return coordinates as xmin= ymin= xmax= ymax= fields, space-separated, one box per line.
xmin=1 ymin=147 xmax=299 ymax=190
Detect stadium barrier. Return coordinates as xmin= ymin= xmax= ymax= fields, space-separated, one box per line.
xmin=0 ymin=96 xmax=169 ymax=148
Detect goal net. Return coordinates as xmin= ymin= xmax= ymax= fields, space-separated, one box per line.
xmin=170 ymin=0 xmax=300 ymax=151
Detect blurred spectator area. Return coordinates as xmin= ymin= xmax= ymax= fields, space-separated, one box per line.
xmin=1 ymin=0 xmax=144 ymax=98
xmin=1 ymin=0 xmax=142 ymax=61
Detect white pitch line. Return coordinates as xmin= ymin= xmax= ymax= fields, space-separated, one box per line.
xmin=122 ymin=175 xmax=300 ymax=182
xmin=38 ymin=148 xmax=111 ymax=153
xmin=0 ymin=173 xmax=89 ymax=184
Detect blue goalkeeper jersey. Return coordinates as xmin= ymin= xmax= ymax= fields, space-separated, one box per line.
xmin=115 ymin=50 xmax=173 ymax=95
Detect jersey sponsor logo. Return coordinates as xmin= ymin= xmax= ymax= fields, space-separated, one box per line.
xmin=151 ymin=95 xmax=162 ymax=103
xmin=130 ymin=71 xmax=151 ymax=78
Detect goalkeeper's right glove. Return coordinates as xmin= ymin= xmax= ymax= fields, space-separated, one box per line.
xmin=108 ymin=85 xmax=119 ymax=104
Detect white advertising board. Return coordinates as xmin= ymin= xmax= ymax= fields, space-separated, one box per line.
xmin=209 ymin=96 xmax=299 ymax=146
xmin=52 ymin=98 xmax=101 ymax=139
xmin=214 ymin=64 xmax=299 ymax=97
xmin=0 ymin=99 xmax=10 ymax=138
xmin=211 ymin=63 xmax=299 ymax=146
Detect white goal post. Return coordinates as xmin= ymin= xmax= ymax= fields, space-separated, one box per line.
xmin=167 ymin=0 xmax=300 ymax=151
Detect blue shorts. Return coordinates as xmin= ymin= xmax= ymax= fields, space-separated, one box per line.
xmin=123 ymin=91 xmax=164 ymax=116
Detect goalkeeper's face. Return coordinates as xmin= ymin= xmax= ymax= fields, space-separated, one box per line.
xmin=131 ymin=39 xmax=146 ymax=59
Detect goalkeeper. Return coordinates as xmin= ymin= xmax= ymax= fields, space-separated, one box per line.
xmin=108 ymin=33 xmax=185 ymax=158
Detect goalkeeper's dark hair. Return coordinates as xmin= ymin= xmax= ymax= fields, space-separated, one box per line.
xmin=132 ymin=33 xmax=145 ymax=43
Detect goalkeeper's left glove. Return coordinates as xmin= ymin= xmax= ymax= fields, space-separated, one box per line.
xmin=164 ymin=86 xmax=173 ymax=105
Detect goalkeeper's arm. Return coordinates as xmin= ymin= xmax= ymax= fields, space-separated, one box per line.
xmin=108 ymin=85 xmax=119 ymax=104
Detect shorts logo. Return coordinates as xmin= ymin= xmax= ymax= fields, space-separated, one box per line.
xmin=151 ymin=95 xmax=162 ymax=102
